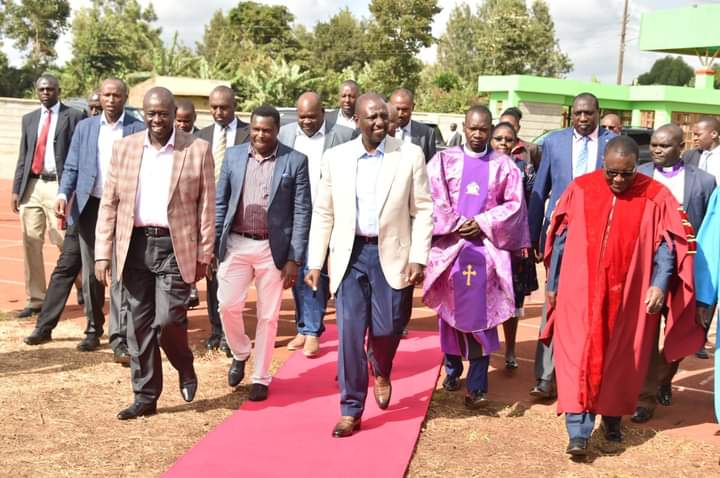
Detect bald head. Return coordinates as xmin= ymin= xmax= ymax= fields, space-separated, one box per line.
xmin=143 ymin=87 xmax=174 ymax=109
xmin=601 ymin=113 xmax=622 ymax=134
xmin=143 ymin=87 xmax=176 ymax=145
xmin=209 ymin=85 xmax=237 ymax=127
xmin=297 ymin=91 xmax=325 ymax=137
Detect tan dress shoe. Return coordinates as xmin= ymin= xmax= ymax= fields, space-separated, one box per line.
xmin=332 ymin=416 xmax=361 ymax=437
xmin=287 ymin=334 xmax=305 ymax=351
xmin=374 ymin=376 xmax=392 ymax=409
xmin=303 ymin=335 xmax=320 ymax=357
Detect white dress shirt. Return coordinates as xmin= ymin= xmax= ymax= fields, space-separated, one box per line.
xmin=93 ymin=111 xmax=125 ymax=198
xmin=37 ymin=102 xmax=60 ymax=174
xmin=335 ymin=111 xmax=356 ymax=130
xmin=355 ymin=138 xmax=385 ymax=237
xmin=134 ymin=130 xmax=175 ymax=227
xmin=699 ymin=144 xmax=720 ymax=185
xmin=213 ymin=117 xmax=238 ymax=149
xmin=653 ymin=167 xmax=685 ymax=204
xmin=293 ymin=122 xmax=326 ymax=203
xmin=571 ymin=127 xmax=599 ymax=178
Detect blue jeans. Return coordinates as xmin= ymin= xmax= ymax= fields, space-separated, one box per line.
xmin=291 ymin=258 xmax=329 ymax=337
xmin=565 ymin=413 xmax=621 ymax=439
xmin=444 ymin=354 xmax=490 ymax=394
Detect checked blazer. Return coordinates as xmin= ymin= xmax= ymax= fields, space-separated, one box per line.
xmin=95 ymin=130 xmax=216 ymax=284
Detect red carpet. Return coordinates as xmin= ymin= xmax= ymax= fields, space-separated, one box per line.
xmin=164 ymin=326 xmax=442 ymax=478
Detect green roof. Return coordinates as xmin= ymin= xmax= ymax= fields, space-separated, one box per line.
xmin=639 ymin=4 xmax=720 ymax=57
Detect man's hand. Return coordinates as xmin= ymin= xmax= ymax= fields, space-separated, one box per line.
xmin=532 ymin=241 xmax=544 ymax=263
xmin=206 ymin=258 xmax=217 ymax=281
xmin=281 ymin=261 xmax=299 ymax=290
xmin=195 ymin=261 xmax=209 ymax=283
xmin=10 ymin=193 xmax=19 ymax=214
xmin=547 ymin=290 xmax=557 ymax=309
xmin=458 ymin=219 xmax=482 ymax=239
xmin=645 ymin=286 xmax=665 ymax=315
xmin=54 ymin=198 xmax=66 ymax=219
xmin=696 ymin=306 xmax=711 ymax=329
xmin=304 ymin=268 xmax=321 ymax=291
xmin=404 ymin=263 xmax=425 ymax=286
xmin=95 ymin=259 xmax=112 ymax=287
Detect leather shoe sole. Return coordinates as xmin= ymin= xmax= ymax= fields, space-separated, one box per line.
xmin=117 ymin=402 xmax=157 ymax=420
xmin=332 ymin=416 xmax=361 ymax=437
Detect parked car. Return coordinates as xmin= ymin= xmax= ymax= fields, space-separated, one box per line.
xmin=533 ymin=126 xmax=653 ymax=163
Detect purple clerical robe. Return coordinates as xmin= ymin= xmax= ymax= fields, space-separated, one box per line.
xmin=423 ymin=146 xmax=530 ymax=357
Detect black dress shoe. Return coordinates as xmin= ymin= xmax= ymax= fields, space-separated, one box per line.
xmin=631 ymin=406 xmax=654 ymax=423
xmin=248 ymin=383 xmax=269 ymax=401
xmin=76 ymin=336 xmax=101 ymax=351
xmin=188 ymin=287 xmax=199 ymax=309
xmin=205 ymin=334 xmax=222 ymax=350
xmin=442 ymin=375 xmax=461 ymax=392
xmin=566 ymin=437 xmax=588 ymax=456
xmin=220 ymin=336 xmax=232 ymax=358
xmin=179 ymin=370 xmax=198 ymax=402
xmin=228 ymin=359 xmax=245 ymax=387
xmin=657 ymin=384 xmax=672 ymax=406
xmin=16 ymin=307 xmax=40 ymax=318
xmin=601 ymin=420 xmax=623 ymax=442
xmin=24 ymin=329 xmax=52 ymax=345
xmin=464 ymin=391 xmax=488 ymax=409
xmin=113 ymin=346 xmax=131 ymax=366
xmin=117 ymin=401 xmax=157 ymax=420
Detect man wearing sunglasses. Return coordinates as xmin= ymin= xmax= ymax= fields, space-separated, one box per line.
xmin=542 ymin=136 xmax=703 ymax=455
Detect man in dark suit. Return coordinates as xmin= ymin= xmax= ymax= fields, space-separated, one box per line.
xmin=326 ymin=80 xmax=360 ymax=130
xmin=632 ymin=124 xmax=717 ymax=423
xmin=528 ymin=92 xmax=616 ymax=399
xmin=11 ymin=75 xmax=85 ymax=318
xmin=683 ymin=117 xmax=720 ymax=187
xmin=278 ymin=91 xmax=354 ymax=357
xmin=197 ymin=85 xmax=250 ymax=351
xmin=215 ymin=104 xmax=311 ymax=402
xmin=55 ymin=78 xmax=145 ymax=359
xmin=390 ymin=88 xmax=437 ymax=162
xmin=175 ymin=99 xmax=199 ymax=134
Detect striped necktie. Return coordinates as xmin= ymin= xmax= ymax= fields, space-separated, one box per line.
xmin=213 ymin=126 xmax=227 ymax=182
xmin=573 ymin=136 xmax=589 ymax=178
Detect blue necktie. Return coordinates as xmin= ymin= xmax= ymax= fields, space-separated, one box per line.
xmin=574 ymin=136 xmax=589 ymax=178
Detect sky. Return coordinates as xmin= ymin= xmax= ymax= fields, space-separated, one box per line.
xmin=3 ymin=0 xmax=716 ymax=84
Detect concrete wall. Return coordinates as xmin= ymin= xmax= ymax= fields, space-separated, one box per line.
xmin=0 ymin=98 xmax=39 ymax=180
xmin=517 ymin=102 xmax=565 ymax=140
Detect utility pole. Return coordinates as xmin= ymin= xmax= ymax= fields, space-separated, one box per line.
xmin=616 ymin=0 xmax=630 ymax=85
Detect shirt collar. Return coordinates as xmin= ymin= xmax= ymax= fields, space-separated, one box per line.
xmin=100 ymin=110 xmax=125 ymax=127
xmin=296 ymin=121 xmax=326 ymax=138
xmin=573 ymin=127 xmax=599 ymax=142
xmin=216 ymin=117 xmax=237 ymax=131
xmin=42 ymin=102 xmax=60 ymax=115
xmin=144 ymin=128 xmax=176 ymax=153
xmin=355 ymin=136 xmax=385 ymax=159
xmin=707 ymin=143 xmax=720 ymax=155
xmin=249 ymin=144 xmax=279 ymax=162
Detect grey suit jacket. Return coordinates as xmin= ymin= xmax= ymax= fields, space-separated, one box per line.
xmin=682 ymin=148 xmax=701 ymax=168
xmin=13 ymin=103 xmax=86 ymax=200
xmin=638 ymin=161 xmax=716 ymax=233
xmin=215 ymin=142 xmax=311 ymax=269
xmin=408 ymin=120 xmax=437 ymax=162
xmin=197 ymin=117 xmax=250 ymax=148
xmin=277 ymin=121 xmax=355 ymax=151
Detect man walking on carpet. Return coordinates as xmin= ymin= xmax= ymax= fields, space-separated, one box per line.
xmin=542 ymin=136 xmax=703 ymax=455
xmin=305 ymin=93 xmax=433 ymax=437
xmin=423 ymin=105 xmax=529 ymax=408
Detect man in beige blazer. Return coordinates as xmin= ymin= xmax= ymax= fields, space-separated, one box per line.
xmin=305 ymin=93 xmax=433 ymax=437
xmin=95 ymin=87 xmax=215 ymax=420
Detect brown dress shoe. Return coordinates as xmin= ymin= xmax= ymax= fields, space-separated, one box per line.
xmin=303 ymin=336 xmax=320 ymax=357
xmin=287 ymin=334 xmax=305 ymax=351
xmin=374 ymin=376 xmax=392 ymax=409
xmin=332 ymin=416 xmax=361 ymax=437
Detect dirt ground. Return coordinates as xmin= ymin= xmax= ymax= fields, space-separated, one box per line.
xmin=1 ymin=307 xmax=718 ymax=478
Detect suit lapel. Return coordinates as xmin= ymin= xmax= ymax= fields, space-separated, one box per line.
xmin=269 ymin=148 xmax=289 ymax=206
xmin=377 ymin=139 xmax=400 ymax=214
xmin=596 ymin=129 xmax=611 ymax=168
xmin=28 ymin=110 xmax=41 ymax=152
xmin=54 ymin=105 xmax=67 ymax=140
xmin=560 ymin=128 xmax=574 ymax=182
xmin=235 ymin=120 xmax=249 ymax=145
xmin=89 ymin=117 xmax=101 ymax=170
xmin=168 ymin=133 xmax=188 ymax=205
xmin=683 ymin=167 xmax=695 ymax=207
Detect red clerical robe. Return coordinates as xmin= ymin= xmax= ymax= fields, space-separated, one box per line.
xmin=542 ymin=171 xmax=702 ymax=416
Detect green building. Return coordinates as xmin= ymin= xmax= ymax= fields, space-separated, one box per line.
xmin=478 ymin=4 xmax=720 ymax=143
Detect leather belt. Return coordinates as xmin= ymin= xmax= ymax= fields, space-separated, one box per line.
xmin=29 ymin=172 xmax=57 ymax=181
xmin=135 ymin=226 xmax=170 ymax=237
xmin=355 ymin=235 xmax=379 ymax=244
xmin=237 ymin=232 xmax=269 ymax=241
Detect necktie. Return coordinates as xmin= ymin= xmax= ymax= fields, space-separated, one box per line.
xmin=31 ymin=109 xmax=52 ymax=175
xmin=213 ymin=126 xmax=227 ymax=182
xmin=574 ymin=136 xmax=589 ymax=178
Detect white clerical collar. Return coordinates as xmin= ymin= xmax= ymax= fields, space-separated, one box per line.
xmin=463 ymin=144 xmax=488 ymax=158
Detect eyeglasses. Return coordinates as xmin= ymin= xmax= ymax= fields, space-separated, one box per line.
xmin=604 ymin=168 xmax=636 ymax=178
xmin=492 ymin=136 xmax=515 ymax=142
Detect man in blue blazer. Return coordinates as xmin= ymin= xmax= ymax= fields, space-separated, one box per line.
xmin=215 ymin=104 xmax=311 ymax=402
xmin=633 ymin=123 xmax=716 ymax=423
xmin=54 ymin=78 xmax=145 ymax=359
xmin=527 ymin=92 xmax=616 ymax=399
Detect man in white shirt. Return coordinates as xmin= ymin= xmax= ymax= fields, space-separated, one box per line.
xmin=56 ymin=78 xmax=145 ymax=357
xmin=197 ymin=85 xmax=250 ymax=352
xmin=278 ymin=92 xmax=354 ymax=357
xmin=332 ymin=80 xmax=360 ymax=130
xmin=687 ymin=117 xmax=720 ymax=185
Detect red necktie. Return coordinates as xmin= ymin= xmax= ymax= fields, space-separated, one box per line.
xmin=31 ymin=109 xmax=52 ymax=174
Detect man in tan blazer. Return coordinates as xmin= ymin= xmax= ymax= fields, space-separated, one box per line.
xmin=305 ymin=93 xmax=433 ymax=437
xmin=95 ymin=87 xmax=215 ymax=420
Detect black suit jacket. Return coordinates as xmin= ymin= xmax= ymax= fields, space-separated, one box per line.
xmin=638 ymin=161 xmax=716 ymax=232
xmin=408 ymin=120 xmax=437 ymax=162
xmin=13 ymin=103 xmax=85 ymax=199
xmin=196 ymin=118 xmax=250 ymax=148
xmin=682 ymin=148 xmax=702 ymax=168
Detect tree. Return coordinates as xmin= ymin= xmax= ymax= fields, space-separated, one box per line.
xmin=526 ymin=0 xmax=572 ymax=77
xmin=127 ymin=32 xmax=201 ymax=84
xmin=311 ymin=8 xmax=367 ymax=74
xmin=637 ymin=56 xmax=694 ymax=87
xmin=365 ymin=0 xmax=441 ymax=94
xmin=415 ymin=64 xmax=483 ymax=113
xmin=237 ymin=58 xmax=317 ymax=110
xmin=3 ymin=0 xmax=70 ymax=72
xmin=61 ymin=0 xmax=162 ymax=96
